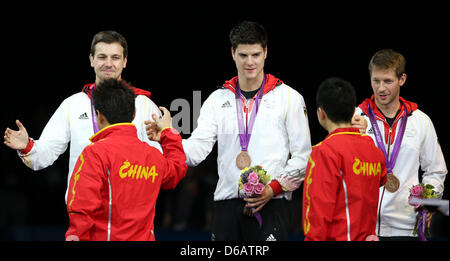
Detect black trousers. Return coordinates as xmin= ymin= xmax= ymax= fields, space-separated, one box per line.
xmin=211 ymin=198 xmax=289 ymax=241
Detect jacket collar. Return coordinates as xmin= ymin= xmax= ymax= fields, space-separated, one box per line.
xmin=82 ymin=82 xmax=151 ymax=99
xmin=89 ymin=123 xmax=137 ymax=142
xmin=326 ymin=127 xmax=361 ymax=140
xmin=358 ymin=95 xmax=418 ymax=121
xmin=221 ymin=74 xmax=283 ymax=95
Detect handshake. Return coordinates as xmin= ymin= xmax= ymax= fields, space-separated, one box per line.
xmin=144 ymin=106 xmax=173 ymax=142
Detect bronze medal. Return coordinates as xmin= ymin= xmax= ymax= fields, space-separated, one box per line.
xmin=236 ymin=151 xmax=251 ymax=170
xmin=385 ymin=173 xmax=400 ymax=193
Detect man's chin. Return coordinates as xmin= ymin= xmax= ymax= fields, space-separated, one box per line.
xmin=98 ymin=75 xmax=119 ymax=82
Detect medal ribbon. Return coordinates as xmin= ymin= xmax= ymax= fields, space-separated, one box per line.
xmin=89 ymin=83 xmax=100 ymax=134
xmin=367 ymin=102 xmax=408 ymax=173
xmin=235 ymin=75 xmax=266 ymax=151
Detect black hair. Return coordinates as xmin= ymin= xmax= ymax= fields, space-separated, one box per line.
xmin=316 ymin=77 xmax=356 ymax=124
xmin=90 ymin=30 xmax=128 ymax=58
xmin=229 ymin=21 xmax=267 ymax=50
xmin=92 ymin=78 xmax=135 ymax=124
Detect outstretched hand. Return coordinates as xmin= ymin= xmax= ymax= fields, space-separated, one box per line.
xmin=352 ymin=115 xmax=367 ymax=134
xmin=4 ymin=120 xmax=29 ymax=150
xmin=144 ymin=107 xmax=172 ymax=142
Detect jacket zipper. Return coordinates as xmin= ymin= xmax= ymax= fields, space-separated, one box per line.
xmin=377 ymin=113 xmax=402 ymax=235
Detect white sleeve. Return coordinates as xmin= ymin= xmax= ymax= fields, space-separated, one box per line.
xmin=18 ymin=98 xmax=71 ymax=170
xmin=182 ymin=93 xmax=218 ymax=167
xmin=419 ymin=114 xmax=447 ymax=197
xmin=275 ymin=89 xmax=312 ymax=191
xmin=135 ymin=95 xmax=162 ymax=153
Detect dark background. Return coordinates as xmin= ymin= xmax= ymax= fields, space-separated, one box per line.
xmin=0 ymin=2 xmax=448 ymax=240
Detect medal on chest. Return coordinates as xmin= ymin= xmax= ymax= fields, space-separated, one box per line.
xmin=234 ymin=76 xmax=265 ymax=170
xmin=236 ymin=151 xmax=252 ymax=170
xmin=385 ymin=172 xmax=400 ymax=193
xmin=368 ymin=103 xmax=408 ymax=193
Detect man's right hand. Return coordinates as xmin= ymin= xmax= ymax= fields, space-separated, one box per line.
xmin=4 ymin=120 xmax=29 ymax=150
xmin=144 ymin=107 xmax=172 ymax=142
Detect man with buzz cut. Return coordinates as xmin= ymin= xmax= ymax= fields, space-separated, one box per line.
xmin=65 ymin=79 xmax=187 ymax=241
xmin=303 ymin=77 xmax=387 ymax=241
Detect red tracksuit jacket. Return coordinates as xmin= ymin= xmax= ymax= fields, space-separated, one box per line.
xmin=302 ymin=127 xmax=387 ymax=241
xmin=65 ymin=123 xmax=187 ymax=241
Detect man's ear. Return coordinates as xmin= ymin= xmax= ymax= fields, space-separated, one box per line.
xmin=317 ymin=107 xmax=326 ymax=121
xmin=399 ymin=73 xmax=407 ymax=87
xmin=89 ymin=54 xmax=94 ymax=67
xmin=132 ymin=108 xmax=136 ymax=121
xmin=123 ymin=56 xmax=128 ymax=69
xmin=96 ymin=110 xmax=105 ymax=124
xmin=231 ymin=47 xmax=236 ymax=61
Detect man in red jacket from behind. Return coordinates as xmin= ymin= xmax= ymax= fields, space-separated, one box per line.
xmin=302 ymin=77 xmax=387 ymax=241
xmin=65 ymin=79 xmax=187 ymax=241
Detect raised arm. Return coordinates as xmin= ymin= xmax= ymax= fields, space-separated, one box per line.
xmin=146 ymin=107 xmax=188 ymax=190
xmin=4 ymin=98 xmax=70 ymax=170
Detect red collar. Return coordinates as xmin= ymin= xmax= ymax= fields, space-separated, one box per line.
xmin=90 ymin=123 xmax=137 ymax=142
xmin=82 ymin=82 xmax=151 ymax=99
xmin=222 ymin=74 xmax=283 ymax=95
xmin=326 ymin=127 xmax=361 ymax=139
xmin=358 ymin=95 xmax=418 ymax=121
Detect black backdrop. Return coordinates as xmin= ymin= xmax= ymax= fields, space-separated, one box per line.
xmin=0 ymin=2 xmax=448 ymax=240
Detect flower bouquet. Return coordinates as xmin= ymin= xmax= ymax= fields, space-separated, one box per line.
xmin=238 ymin=165 xmax=270 ymax=228
xmin=408 ymin=183 xmax=438 ymax=241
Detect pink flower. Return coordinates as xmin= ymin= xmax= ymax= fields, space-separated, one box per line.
xmin=243 ymin=182 xmax=255 ymax=196
xmin=248 ymin=172 xmax=259 ymax=185
xmin=410 ymin=185 xmax=423 ymax=198
xmin=254 ymin=183 xmax=265 ymax=195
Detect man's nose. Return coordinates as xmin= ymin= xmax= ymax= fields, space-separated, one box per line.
xmin=379 ymin=82 xmax=388 ymax=91
xmin=104 ymin=57 xmax=113 ymax=67
xmin=245 ymin=57 xmax=255 ymax=66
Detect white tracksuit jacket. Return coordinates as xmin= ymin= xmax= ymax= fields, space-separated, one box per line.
xmin=357 ymin=96 xmax=447 ymax=237
xmin=182 ymin=74 xmax=312 ymax=201
xmin=17 ymin=84 xmax=162 ymax=202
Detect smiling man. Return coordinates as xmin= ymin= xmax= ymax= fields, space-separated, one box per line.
xmin=356 ymin=49 xmax=447 ymax=240
xmin=3 ymin=31 xmax=164 ymax=203
xmin=90 ymin=41 xmax=127 ymax=82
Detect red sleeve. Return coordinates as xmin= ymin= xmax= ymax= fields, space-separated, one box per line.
xmin=19 ymin=138 xmax=34 ymax=154
xmin=268 ymin=180 xmax=283 ymax=196
xmin=302 ymin=146 xmax=340 ymax=241
xmin=159 ymin=128 xmax=188 ymax=190
xmin=65 ymin=146 xmax=105 ymax=241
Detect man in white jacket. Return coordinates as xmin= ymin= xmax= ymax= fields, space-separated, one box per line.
xmin=149 ymin=21 xmax=312 ymax=241
xmin=3 ymin=31 xmax=163 ymax=202
xmin=356 ymin=49 xmax=447 ymax=240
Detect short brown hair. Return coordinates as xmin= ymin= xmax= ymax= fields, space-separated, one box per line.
xmin=229 ymin=21 xmax=267 ymax=50
xmin=90 ymin=30 xmax=128 ymax=58
xmin=368 ymin=49 xmax=406 ymax=78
